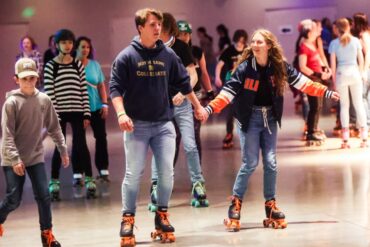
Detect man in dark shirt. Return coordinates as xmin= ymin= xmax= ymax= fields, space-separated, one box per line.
xmin=109 ymin=8 xmax=206 ymax=245
xmin=150 ymin=12 xmax=210 ymax=210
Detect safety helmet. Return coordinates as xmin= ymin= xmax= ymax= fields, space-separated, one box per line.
xmin=54 ymin=29 xmax=75 ymax=44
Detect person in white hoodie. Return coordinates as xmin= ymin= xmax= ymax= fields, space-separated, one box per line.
xmin=0 ymin=58 xmax=69 ymax=247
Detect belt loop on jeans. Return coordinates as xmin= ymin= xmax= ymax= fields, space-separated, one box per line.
xmin=252 ymin=106 xmax=272 ymax=135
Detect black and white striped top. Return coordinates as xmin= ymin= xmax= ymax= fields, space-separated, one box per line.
xmin=44 ymin=59 xmax=90 ymax=119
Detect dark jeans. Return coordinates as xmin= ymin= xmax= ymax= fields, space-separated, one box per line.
xmin=51 ymin=112 xmax=92 ymax=179
xmin=306 ymin=96 xmax=323 ymax=134
xmin=193 ymin=116 xmax=202 ymax=163
xmin=0 ymin=163 xmax=52 ymax=230
xmin=90 ymin=111 xmax=109 ymax=174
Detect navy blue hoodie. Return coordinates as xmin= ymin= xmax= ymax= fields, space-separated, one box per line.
xmin=110 ymin=36 xmax=192 ymax=121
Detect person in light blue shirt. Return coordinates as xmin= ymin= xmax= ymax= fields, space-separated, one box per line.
xmin=329 ymin=18 xmax=367 ymax=148
xmin=76 ymin=36 xmax=110 ymax=181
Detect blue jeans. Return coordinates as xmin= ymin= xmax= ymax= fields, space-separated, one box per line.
xmin=233 ymin=107 xmax=278 ymax=201
xmin=151 ymin=99 xmax=205 ymax=184
xmin=121 ymin=120 xmax=176 ymax=214
xmin=0 ymin=163 xmax=52 ymax=230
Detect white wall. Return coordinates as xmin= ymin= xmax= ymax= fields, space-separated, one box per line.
xmin=0 ymin=0 xmax=368 ymax=95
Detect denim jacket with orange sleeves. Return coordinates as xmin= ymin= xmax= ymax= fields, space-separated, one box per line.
xmin=205 ymin=56 xmax=334 ymax=132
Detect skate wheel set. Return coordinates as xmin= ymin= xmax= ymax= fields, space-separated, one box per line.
xmin=50 ymin=191 xmax=61 ymax=202
xmin=191 ymin=198 xmax=209 ymax=207
xmin=263 ymin=218 xmax=287 ymax=229
xmin=148 ymin=203 xmax=158 ymax=212
xmin=223 ymin=218 xmax=240 ymax=232
xmin=120 ymin=236 xmax=136 ymax=247
xmin=151 ymin=230 xmax=176 ymax=243
xmin=305 ymin=140 xmax=324 ymax=146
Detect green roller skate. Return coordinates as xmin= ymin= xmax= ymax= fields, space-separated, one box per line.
xmin=49 ymin=179 xmax=60 ymax=202
xmin=148 ymin=181 xmax=158 ymax=212
xmin=85 ymin=176 xmax=97 ymax=199
xmin=191 ymin=181 xmax=209 ymax=207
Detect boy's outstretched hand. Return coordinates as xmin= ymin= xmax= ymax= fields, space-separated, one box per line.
xmin=61 ymin=155 xmax=70 ymax=168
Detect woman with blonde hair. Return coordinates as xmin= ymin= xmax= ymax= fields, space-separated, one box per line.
xmin=204 ymin=29 xmax=339 ymax=231
xmin=329 ymin=18 xmax=367 ymax=148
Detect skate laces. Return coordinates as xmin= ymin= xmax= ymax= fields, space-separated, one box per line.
xmin=266 ymin=200 xmax=279 ymax=215
xmin=122 ymin=216 xmax=135 ymax=230
xmin=157 ymin=211 xmax=170 ymax=225
xmin=230 ymin=196 xmax=241 ymax=212
xmin=192 ymin=181 xmax=205 ymax=196
xmin=42 ymin=230 xmax=56 ymax=245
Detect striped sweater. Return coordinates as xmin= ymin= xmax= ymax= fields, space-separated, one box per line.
xmin=44 ymin=59 xmax=91 ymax=119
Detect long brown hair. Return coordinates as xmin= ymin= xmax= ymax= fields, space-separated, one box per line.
xmin=353 ymin=12 xmax=369 ymax=38
xmin=336 ymin=18 xmax=351 ymax=46
xmin=235 ymin=29 xmax=287 ymax=96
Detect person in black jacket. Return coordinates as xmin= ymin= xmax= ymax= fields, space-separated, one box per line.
xmin=204 ymin=29 xmax=339 ymax=232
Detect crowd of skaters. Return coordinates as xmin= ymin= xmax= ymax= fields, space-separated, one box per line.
xmin=0 ymin=6 xmax=368 ymax=247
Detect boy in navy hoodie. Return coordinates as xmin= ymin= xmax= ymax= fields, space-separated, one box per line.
xmin=110 ymin=8 xmax=206 ymax=246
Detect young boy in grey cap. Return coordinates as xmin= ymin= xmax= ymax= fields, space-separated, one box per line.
xmin=0 ymin=57 xmax=69 ymax=247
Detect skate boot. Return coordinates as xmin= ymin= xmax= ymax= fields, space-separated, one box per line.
xmin=41 ymin=229 xmax=61 ymax=247
xmin=148 ymin=181 xmax=158 ymax=212
xmin=96 ymin=171 xmax=110 ymax=197
xmin=85 ymin=176 xmax=97 ymax=199
xmin=120 ymin=213 xmax=136 ymax=247
xmin=73 ymin=176 xmax=84 ymax=199
xmin=0 ymin=224 xmax=3 ymax=237
xmin=151 ymin=207 xmax=176 ymax=243
xmin=263 ymin=199 xmax=287 ymax=229
xmin=49 ymin=179 xmax=60 ymax=202
xmin=305 ymin=133 xmax=324 ymax=146
xmin=223 ymin=196 xmax=242 ymax=232
xmin=341 ymin=140 xmax=350 ymax=149
xmin=315 ymin=129 xmax=327 ymax=140
xmin=191 ymin=181 xmax=209 ymax=207
xmin=222 ymin=133 xmax=234 ymax=149
xmin=360 ymin=140 xmax=368 ymax=148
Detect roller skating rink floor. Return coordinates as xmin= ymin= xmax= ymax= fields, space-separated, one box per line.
xmin=0 ymin=96 xmax=370 ymax=247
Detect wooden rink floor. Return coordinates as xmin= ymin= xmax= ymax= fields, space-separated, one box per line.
xmin=0 ymin=98 xmax=370 ymax=247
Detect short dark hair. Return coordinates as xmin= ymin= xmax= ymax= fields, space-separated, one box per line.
xmin=76 ymin=36 xmax=94 ymax=59
xmin=162 ymin=12 xmax=178 ymax=36
xmin=135 ymin=8 xmax=163 ymax=33
xmin=54 ymin=29 xmax=75 ymax=44
xmin=232 ymin=29 xmax=248 ymax=43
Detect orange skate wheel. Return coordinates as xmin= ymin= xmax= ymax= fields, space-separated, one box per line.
xmin=263 ymin=219 xmax=269 ymax=228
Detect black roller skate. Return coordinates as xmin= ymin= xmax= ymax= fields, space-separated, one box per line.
xmin=191 ymin=181 xmax=209 ymax=207
xmin=41 ymin=229 xmax=61 ymax=247
xmin=341 ymin=140 xmax=350 ymax=149
xmin=49 ymin=179 xmax=60 ymax=202
xmin=223 ymin=196 xmax=242 ymax=232
xmin=263 ymin=199 xmax=287 ymax=229
xmin=151 ymin=207 xmax=176 ymax=243
xmin=305 ymin=133 xmax=324 ymax=146
xmin=85 ymin=176 xmax=97 ymax=199
xmin=73 ymin=177 xmax=84 ymax=199
xmin=360 ymin=139 xmax=368 ymax=148
xmin=222 ymin=133 xmax=234 ymax=149
xmin=148 ymin=181 xmax=158 ymax=212
xmin=120 ymin=213 xmax=136 ymax=247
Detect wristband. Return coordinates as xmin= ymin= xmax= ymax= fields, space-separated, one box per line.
xmin=117 ymin=111 xmax=126 ymax=118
